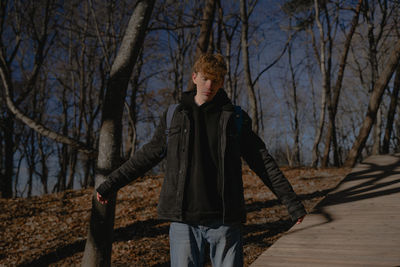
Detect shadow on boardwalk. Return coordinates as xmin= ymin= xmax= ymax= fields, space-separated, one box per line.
xmin=311 ymin=155 xmax=400 ymax=228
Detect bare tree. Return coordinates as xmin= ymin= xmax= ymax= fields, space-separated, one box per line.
xmin=0 ymin=0 xmax=63 ymax=197
xmin=240 ymin=0 xmax=259 ymax=133
xmin=219 ymin=4 xmax=240 ymax=100
xmin=322 ymin=0 xmax=363 ymax=167
xmin=82 ymin=1 xmax=156 ymax=265
xmin=365 ymin=0 xmax=390 ymax=155
xmin=187 ymin=0 xmax=217 ymax=91
xmin=1 ymin=57 xmax=95 ymax=157
xmin=344 ymin=38 xmax=400 ymax=167
xmin=382 ymin=63 xmax=400 ymax=153
xmin=287 ymin=42 xmax=301 ymax=166
xmin=310 ymin=0 xmax=333 ymax=167
xmin=164 ymin=2 xmax=198 ymax=101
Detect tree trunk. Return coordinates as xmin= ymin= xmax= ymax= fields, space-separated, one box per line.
xmin=0 ymin=121 xmax=3 ymax=197
xmin=82 ymin=1 xmax=155 ymax=266
xmin=187 ymin=0 xmax=217 ymax=91
xmin=366 ymin=0 xmax=385 ymax=155
xmin=2 ymin=113 xmax=14 ymax=198
xmin=240 ymin=0 xmax=259 ymax=133
xmin=311 ymin=0 xmax=329 ymax=167
xmin=322 ymin=0 xmax=362 ymax=167
xmin=288 ymin=43 xmax=300 ymax=165
xmin=37 ymin=135 xmax=49 ymax=194
xmin=372 ymin=107 xmax=382 ymax=154
xmin=221 ymin=14 xmax=239 ymax=101
xmin=224 ymin=38 xmax=233 ymax=99
xmin=83 ymin=126 xmax=95 ymax=188
xmin=382 ymin=63 xmax=400 ymax=153
xmin=27 ymin=128 xmax=36 ymax=197
xmin=67 ymin=150 xmax=78 ymax=189
xmin=55 ymin=87 xmax=70 ymax=192
xmin=126 ymin=52 xmax=143 ymax=158
xmin=344 ymin=39 xmax=400 ymax=167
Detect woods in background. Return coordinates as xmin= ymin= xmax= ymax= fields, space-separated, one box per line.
xmin=1 ymin=0 xmax=400 ymax=198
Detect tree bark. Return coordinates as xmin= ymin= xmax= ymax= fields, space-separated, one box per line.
xmin=311 ymin=0 xmax=329 ymax=167
xmin=221 ymin=14 xmax=240 ymax=100
xmin=37 ymin=135 xmax=49 ymax=194
xmin=82 ymin=1 xmax=155 ymax=266
xmin=365 ymin=0 xmax=388 ymax=155
xmin=187 ymin=0 xmax=217 ymax=91
xmin=382 ymin=63 xmax=400 ymax=153
xmin=288 ymin=42 xmax=300 ymax=165
xmin=322 ymin=0 xmax=362 ymax=167
xmin=372 ymin=107 xmax=382 ymax=154
xmin=344 ymin=39 xmax=400 ymax=167
xmin=2 ymin=113 xmax=14 ymax=198
xmin=240 ymin=0 xmax=259 ymax=133
xmin=54 ymin=85 xmax=70 ymax=193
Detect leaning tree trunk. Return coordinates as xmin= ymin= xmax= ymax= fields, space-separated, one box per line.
xmin=372 ymin=108 xmax=382 ymax=155
xmin=382 ymin=63 xmax=400 ymax=153
xmin=81 ymin=1 xmax=155 ymax=266
xmin=344 ymin=39 xmax=400 ymax=167
xmin=187 ymin=0 xmax=216 ymax=91
xmin=240 ymin=0 xmax=259 ymax=133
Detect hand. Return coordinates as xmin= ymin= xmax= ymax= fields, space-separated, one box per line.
xmin=97 ymin=192 xmax=108 ymax=205
xmin=296 ymin=215 xmax=305 ymax=224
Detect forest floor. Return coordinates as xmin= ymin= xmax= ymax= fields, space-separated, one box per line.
xmin=0 ymin=166 xmax=350 ymax=266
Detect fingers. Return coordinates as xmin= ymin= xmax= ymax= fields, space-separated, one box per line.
xmin=97 ymin=192 xmax=108 ymax=205
xmin=296 ymin=215 xmax=305 ymax=224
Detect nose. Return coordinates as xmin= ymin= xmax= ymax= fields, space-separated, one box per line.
xmin=205 ymin=80 xmax=213 ymax=89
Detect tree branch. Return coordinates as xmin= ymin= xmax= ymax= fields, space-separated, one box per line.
xmin=252 ymin=32 xmax=295 ymax=87
xmin=0 ymin=64 xmax=96 ymax=156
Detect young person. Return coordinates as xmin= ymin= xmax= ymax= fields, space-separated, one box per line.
xmin=96 ymin=53 xmax=306 ymax=267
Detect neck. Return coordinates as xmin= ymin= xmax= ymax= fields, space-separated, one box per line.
xmin=194 ymin=94 xmax=207 ymax=106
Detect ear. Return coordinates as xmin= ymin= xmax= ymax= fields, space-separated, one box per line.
xmin=192 ymin=72 xmax=197 ymax=83
xmin=219 ymin=79 xmax=224 ymax=88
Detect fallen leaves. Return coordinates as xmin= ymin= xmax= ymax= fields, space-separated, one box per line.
xmin=0 ymin=167 xmax=349 ymax=266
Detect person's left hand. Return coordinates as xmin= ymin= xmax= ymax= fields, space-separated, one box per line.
xmin=296 ymin=215 xmax=305 ymax=224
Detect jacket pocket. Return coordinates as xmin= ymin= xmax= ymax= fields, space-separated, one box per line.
xmin=168 ymin=126 xmax=181 ymax=136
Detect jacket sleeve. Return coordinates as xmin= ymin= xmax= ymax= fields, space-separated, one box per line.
xmin=96 ymin=110 xmax=168 ymax=198
xmin=240 ymin=111 xmax=306 ymax=221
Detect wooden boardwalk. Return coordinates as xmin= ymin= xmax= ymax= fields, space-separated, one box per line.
xmin=251 ymin=154 xmax=400 ymax=267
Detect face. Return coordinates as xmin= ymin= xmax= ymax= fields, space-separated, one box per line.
xmin=192 ymin=72 xmax=224 ymax=103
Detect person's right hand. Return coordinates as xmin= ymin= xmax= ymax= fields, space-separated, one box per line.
xmin=97 ymin=192 xmax=108 ymax=205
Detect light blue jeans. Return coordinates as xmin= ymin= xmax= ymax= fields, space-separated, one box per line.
xmin=169 ymin=221 xmax=243 ymax=267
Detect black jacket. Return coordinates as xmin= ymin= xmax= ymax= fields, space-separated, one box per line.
xmin=96 ymin=90 xmax=306 ymax=223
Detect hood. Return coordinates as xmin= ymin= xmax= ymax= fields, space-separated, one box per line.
xmin=181 ymin=88 xmax=233 ymax=112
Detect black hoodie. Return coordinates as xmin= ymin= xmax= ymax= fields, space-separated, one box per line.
xmin=181 ymin=89 xmax=231 ymax=223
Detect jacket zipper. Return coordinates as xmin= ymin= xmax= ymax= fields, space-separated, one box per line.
xmin=220 ymin=110 xmax=232 ymax=224
xmin=179 ymin=110 xmax=190 ymax=220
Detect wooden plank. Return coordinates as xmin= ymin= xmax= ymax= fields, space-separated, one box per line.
xmin=252 ymin=254 xmax=393 ymax=267
xmin=250 ymin=154 xmax=400 ymax=267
